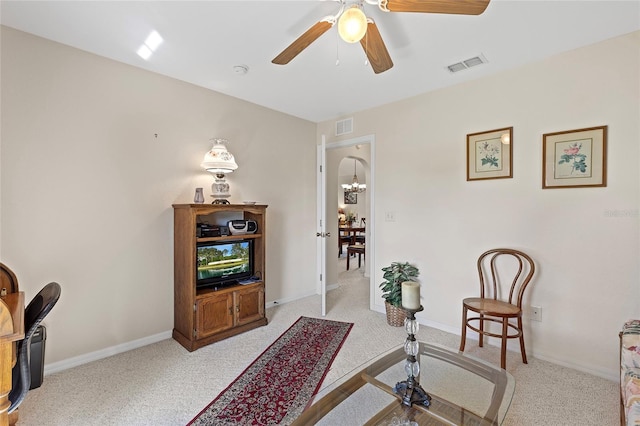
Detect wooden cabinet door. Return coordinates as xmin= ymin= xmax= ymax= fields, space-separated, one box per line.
xmin=195 ymin=293 xmax=234 ymax=338
xmin=235 ymin=284 xmax=265 ymax=326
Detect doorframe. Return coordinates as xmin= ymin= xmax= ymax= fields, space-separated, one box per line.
xmin=323 ymin=134 xmax=376 ymax=312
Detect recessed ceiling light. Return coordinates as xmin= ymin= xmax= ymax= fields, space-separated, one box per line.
xmin=137 ymin=30 xmax=163 ymax=61
xmin=144 ymin=31 xmax=163 ymax=51
xmin=137 ymin=45 xmax=152 ymax=60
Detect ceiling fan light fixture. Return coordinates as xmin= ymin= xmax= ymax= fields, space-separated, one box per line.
xmin=338 ymin=5 xmax=367 ymax=43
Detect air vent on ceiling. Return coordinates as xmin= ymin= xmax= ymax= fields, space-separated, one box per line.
xmin=447 ymin=54 xmax=488 ymax=73
xmin=335 ymin=117 xmax=353 ymax=136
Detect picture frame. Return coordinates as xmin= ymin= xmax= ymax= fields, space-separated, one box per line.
xmin=344 ymin=191 xmax=357 ymax=204
xmin=542 ymin=125 xmax=607 ymax=189
xmin=466 ymin=127 xmax=513 ymax=181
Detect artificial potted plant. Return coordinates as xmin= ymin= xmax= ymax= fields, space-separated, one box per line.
xmin=380 ymin=261 xmax=420 ymax=327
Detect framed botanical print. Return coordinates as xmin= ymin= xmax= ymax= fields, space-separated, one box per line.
xmin=344 ymin=191 xmax=357 ymax=204
xmin=542 ymin=125 xmax=607 ymax=189
xmin=467 ymin=127 xmax=513 ymax=181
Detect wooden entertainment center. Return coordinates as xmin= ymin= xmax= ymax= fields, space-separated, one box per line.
xmin=172 ymin=203 xmax=267 ymax=351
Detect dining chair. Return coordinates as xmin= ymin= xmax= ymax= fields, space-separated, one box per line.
xmin=355 ymin=218 xmax=366 ymax=244
xmin=459 ymin=248 xmax=535 ymax=369
xmin=346 ymin=244 xmax=365 ymax=270
xmin=338 ymin=228 xmax=351 ymax=257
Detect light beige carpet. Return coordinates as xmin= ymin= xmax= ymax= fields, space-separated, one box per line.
xmin=17 ymin=257 xmax=618 ymax=425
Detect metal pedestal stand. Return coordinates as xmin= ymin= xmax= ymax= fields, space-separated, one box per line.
xmin=393 ymin=305 xmax=431 ymax=407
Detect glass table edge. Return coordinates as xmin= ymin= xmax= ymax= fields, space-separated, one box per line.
xmin=306 ymin=341 xmax=515 ymax=425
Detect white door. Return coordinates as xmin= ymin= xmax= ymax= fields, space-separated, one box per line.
xmin=316 ymin=135 xmax=327 ymax=316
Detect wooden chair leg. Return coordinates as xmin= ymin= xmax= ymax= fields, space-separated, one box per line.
xmin=501 ymin=318 xmax=509 ymax=369
xmin=518 ymin=316 xmax=528 ymax=364
xmin=357 ymin=253 xmax=361 ymax=268
xmin=346 ymin=253 xmax=350 ymax=270
xmin=459 ymin=306 xmax=468 ymax=352
xmin=479 ymin=314 xmax=484 ymax=347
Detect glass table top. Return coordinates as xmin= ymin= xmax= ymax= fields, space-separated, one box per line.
xmin=293 ymin=342 xmax=515 ymax=426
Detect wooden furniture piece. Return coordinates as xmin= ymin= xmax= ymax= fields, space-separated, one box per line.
xmin=172 ymin=204 xmax=268 ymax=352
xmin=0 ymin=292 xmax=24 ymax=426
xmin=0 ymin=264 xmax=25 ymax=426
xmin=346 ymin=244 xmax=365 ymax=271
xmin=292 ymin=341 xmax=514 ymax=425
xmin=459 ymin=248 xmax=536 ymax=369
xmin=0 ymin=265 xmax=19 ymax=294
xmin=338 ymin=226 xmax=364 ymax=245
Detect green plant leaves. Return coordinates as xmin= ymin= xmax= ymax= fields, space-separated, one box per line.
xmin=379 ymin=261 xmax=420 ymax=307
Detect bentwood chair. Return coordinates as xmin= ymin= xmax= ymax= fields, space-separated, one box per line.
xmin=459 ymin=248 xmax=535 ymax=369
xmin=9 ymin=282 xmax=62 ymax=413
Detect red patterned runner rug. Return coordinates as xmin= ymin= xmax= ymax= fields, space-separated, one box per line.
xmin=188 ymin=316 xmax=353 ymax=425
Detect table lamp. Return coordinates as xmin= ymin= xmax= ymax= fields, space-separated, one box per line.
xmin=200 ymin=138 xmax=238 ymax=204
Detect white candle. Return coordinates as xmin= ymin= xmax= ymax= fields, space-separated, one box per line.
xmin=401 ymin=281 xmax=421 ymax=310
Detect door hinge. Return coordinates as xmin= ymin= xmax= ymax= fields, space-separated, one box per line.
xmin=320 ymin=273 xmax=323 ymax=281
xmin=320 ymin=165 xmax=323 ymax=173
xmin=193 ymin=303 xmax=197 ymax=312
xmin=193 ymin=329 xmax=197 ymax=338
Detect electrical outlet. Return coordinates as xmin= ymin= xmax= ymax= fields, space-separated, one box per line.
xmin=531 ymin=306 xmax=542 ymax=322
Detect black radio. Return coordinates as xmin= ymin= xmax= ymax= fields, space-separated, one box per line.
xmin=196 ymin=223 xmax=229 ymax=238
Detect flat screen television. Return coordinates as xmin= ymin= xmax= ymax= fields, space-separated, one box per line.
xmin=196 ymin=239 xmax=253 ymax=289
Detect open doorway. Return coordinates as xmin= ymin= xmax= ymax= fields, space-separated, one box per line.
xmin=322 ymin=135 xmax=374 ymax=313
xmin=337 ymin=156 xmax=367 ymax=273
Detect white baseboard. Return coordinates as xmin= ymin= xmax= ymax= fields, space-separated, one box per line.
xmin=371 ymin=305 xmax=618 ymax=381
xmin=44 ymin=330 xmax=172 ymax=376
xmin=45 ymin=305 xmax=618 ymax=382
xmin=265 ymin=284 xmax=339 ymax=309
xmin=265 ymin=290 xmax=318 ymax=309
xmin=528 ymin=350 xmax=617 ymax=382
xmin=47 ymin=294 xmax=318 ymax=375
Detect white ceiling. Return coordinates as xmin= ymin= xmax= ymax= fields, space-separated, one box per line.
xmin=1 ymin=1 xmax=639 ymax=123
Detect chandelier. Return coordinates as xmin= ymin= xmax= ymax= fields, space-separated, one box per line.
xmin=342 ymin=159 xmax=366 ymax=193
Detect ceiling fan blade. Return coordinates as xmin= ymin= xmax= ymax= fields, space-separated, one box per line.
xmin=360 ymin=21 xmax=393 ymax=74
xmin=272 ymin=20 xmax=333 ymax=65
xmin=381 ymin=0 xmax=490 ymax=15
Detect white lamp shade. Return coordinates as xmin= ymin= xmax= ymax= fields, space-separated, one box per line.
xmin=201 ymin=138 xmax=238 ymax=173
xmin=338 ymin=6 xmax=367 ymax=43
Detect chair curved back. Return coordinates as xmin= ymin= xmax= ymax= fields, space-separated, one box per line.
xmin=0 ymin=263 xmax=19 ymax=293
xmin=9 ymin=282 xmax=62 ymax=413
xmin=477 ymin=248 xmax=535 ymax=308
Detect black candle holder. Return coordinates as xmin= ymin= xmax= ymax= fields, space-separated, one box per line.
xmin=393 ymin=305 xmax=431 ymax=407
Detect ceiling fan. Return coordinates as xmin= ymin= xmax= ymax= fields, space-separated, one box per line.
xmin=272 ymin=0 xmax=490 ymax=74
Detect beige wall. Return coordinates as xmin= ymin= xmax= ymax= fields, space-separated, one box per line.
xmin=0 ymin=27 xmax=318 ymax=365
xmin=2 ymin=24 xmax=638 ymax=380
xmin=318 ymin=31 xmax=640 ymax=380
